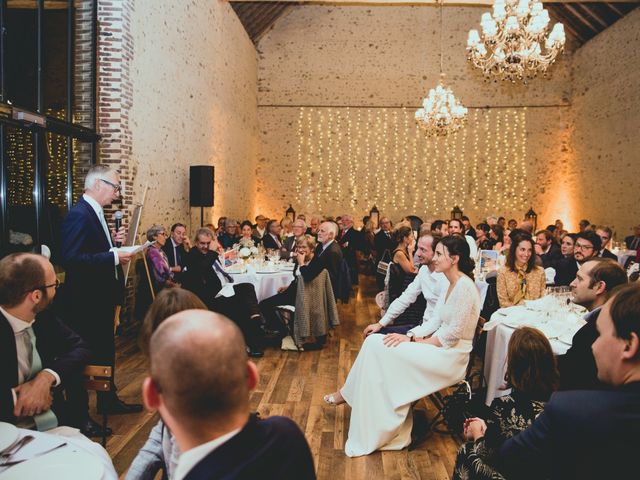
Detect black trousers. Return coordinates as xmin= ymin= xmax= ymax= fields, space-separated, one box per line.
xmin=259 ymin=285 xmax=296 ymax=332
xmin=62 ymin=302 xmax=119 ymax=422
xmin=210 ymin=283 xmax=263 ymax=348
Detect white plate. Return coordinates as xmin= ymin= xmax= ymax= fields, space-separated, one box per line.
xmin=0 ymin=423 xmax=19 ymax=452
xmin=0 ymin=448 xmax=103 ymax=480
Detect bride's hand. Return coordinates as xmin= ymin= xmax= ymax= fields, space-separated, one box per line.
xmin=382 ymin=333 xmax=409 ymax=347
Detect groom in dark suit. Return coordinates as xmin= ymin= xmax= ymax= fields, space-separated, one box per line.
xmin=59 ymin=165 xmax=141 ymax=436
xmin=143 ymin=310 xmax=316 ymax=480
xmin=0 ymin=253 xmax=90 ymax=427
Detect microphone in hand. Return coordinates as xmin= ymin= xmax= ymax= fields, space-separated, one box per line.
xmin=114 ymin=211 xmax=124 ymax=247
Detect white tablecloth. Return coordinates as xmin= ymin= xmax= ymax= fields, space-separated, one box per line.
xmin=0 ymin=426 xmax=116 ymax=479
xmin=476 ymin=279 xmax=489 ymax=306
xmin=228 ymin=270 xmax=294 ymax=302
xmin=613 ymin=249 xmax=636 ymax=267
xmin=482 ymin=301 xmax=586 ymax=406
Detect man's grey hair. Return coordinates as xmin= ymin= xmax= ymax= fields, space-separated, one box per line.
xmin=146 ymin=224 xmax=166 ymax=242
xmin=225 ymin=218 xmax=238 ymax=228
xmin=195 ymin=227 xmax=214 ymax=240
xmin=84 ymin=165 xmax=119 ymax=191
xmin=293 ymin=218 xmax=307 ymax=229
xmin=322 ymin=221 xmax=339 ymax=238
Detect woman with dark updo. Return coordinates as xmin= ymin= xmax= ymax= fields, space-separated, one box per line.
xmin=323 ymin=235 xmax=481 ymax=457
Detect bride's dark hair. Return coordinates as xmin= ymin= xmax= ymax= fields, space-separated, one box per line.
xmin=440 ymin=234 xmax=475 ymax=280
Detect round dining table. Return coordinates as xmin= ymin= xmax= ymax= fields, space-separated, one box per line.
xmin=482 ymin=299 xmax=586 ymax=406
xmin=229 ymin=270 xmax=295 ymax=302
xmin=0 ymin=425 xmax=116 ymax=480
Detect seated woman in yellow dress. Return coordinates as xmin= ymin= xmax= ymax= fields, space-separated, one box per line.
xmin=497 ymin=234 xmax=546 ymax=308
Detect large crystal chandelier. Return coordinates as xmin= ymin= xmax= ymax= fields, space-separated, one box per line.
xmin=467 ymin=0 xmax=565 ymax=82
xmin=415 ymin=0 xmax=467 ymax=136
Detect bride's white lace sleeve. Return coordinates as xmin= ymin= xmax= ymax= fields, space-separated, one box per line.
xmin=435 ymin=278 xmax=479 ymax=348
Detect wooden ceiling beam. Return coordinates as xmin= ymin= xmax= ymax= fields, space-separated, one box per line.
xmin=229 ymin=0 xmax=640 ymax=4
xmin=575 ymin=3 xmax=610 ymax=29
xmin=604 ymin=2 xmax=625 ymax=16
xmin=562 ymin=3 xmax=602 ymax=34
xmin=547 ymin=6 xmax=587 ymax=43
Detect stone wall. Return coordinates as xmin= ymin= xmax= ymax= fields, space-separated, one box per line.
xmin=127 ymin=0 xmax=258 ymax=233
xmin=255 ymin=5 xmax=576 ymax=228
xmin=571 ymin=8 xmax=640 ymax=237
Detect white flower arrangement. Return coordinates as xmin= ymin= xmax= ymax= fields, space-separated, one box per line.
xmin=239 ymin=247 xmax=252 ymax=259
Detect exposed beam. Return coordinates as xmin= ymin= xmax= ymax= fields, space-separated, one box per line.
xmin=563 ymin=3 xmax=601 ymax=34
xmin=576 ymin=3 xmax=610 ymax=29
xmin=547 ymin=6 xmax=587 ymax=43
xmin=605 ymin=2 xmax=625 ymax=15
xmin=229 ymin=0 xmax=640 ymax=4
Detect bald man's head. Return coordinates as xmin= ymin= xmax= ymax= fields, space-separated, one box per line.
xmin=149 ymin=310 xmax=250 ymax=424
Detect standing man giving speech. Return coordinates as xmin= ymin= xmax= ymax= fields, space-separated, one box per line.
xmin=60 ymin=165 xmax=142 ymax=437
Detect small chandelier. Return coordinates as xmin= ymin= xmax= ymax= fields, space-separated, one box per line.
xmin=467 ymin=0 xmax=565 ymax=83
xmin=415 ymin=0 xmax=467 ymax=136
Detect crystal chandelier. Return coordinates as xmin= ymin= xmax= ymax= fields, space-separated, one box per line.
xmin=415 ymin=0 xmax=468 ymax=136
xmin=467 ymin=0 xmax=566 ymax=82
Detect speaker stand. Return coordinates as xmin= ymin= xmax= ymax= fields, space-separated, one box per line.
xmin=200 ymin=206 xmax=204 ymax=227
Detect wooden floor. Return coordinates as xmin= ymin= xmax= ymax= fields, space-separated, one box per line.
xmin=105 ymin=275 xmax=461 ymax=479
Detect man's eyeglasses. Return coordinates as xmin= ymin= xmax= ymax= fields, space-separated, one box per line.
xmin=574 ymin=242 xmax=594 ymax=251
xmin=100 ymin=178 xmax=122 ymax=193
xmin=24 ymin=279 xmax=60 ymax=294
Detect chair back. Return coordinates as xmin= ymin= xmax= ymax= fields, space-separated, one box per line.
xmin=465 ymin=316 xmax=487 ymax=386
xmin=293 ymin=269 xmax=340 ymax=345
xmin=83 ymin=365 xmax=113 ymax=392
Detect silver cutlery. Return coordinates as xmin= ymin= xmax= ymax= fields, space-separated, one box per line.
xmin=0 ymin=435 xmax=34 ymax=461
xmin=0 ymin=441 xmax=65 ymax=467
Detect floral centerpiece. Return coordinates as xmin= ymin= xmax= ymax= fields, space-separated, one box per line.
xmin=237 ymin=237 xmax=259 ymax=260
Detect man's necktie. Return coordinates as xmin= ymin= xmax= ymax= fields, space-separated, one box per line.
xmin=214 ymin=262 xmax=234 ymax=283
xmin=24 ymin=327 xmax=58 ymax=431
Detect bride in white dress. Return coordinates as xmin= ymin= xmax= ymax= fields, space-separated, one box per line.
xmin=324 ymin=234 xmax=481 ymax=457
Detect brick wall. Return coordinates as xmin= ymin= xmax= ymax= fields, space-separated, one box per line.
xmin=97 ymin=0 xmax=137 ymax=330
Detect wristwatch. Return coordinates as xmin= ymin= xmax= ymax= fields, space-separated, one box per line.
xmin=407 ymin=331 xmax=416 ymax=342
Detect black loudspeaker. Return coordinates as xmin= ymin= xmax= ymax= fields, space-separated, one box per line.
xmin=189 ymin=165 xmax=214 ymax=207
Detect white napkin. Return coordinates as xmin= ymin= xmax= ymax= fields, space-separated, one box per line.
xmin=544 ymin=267 xmax=556 ymax=284
xmin=524 ymin=296 xmax=558 ymax=311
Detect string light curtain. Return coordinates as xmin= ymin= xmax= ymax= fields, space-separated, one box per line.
xmin=295 ymin=107 xmax=528 ymax=218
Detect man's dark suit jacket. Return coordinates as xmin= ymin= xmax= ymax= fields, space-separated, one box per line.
xmin=162 ymin=240 xmax=187 ymax=269
xmin=184 ymin=414 xmax=315 ymax=480
xmin=261 ymin=233 xmax=283 ymax=251
xmin=283 ymin=235 xmax=299 ymax=259
xmin=0 ymin=310 xmax=90 ymax=424
xmin=497 ymin=382 xmax=640 ymax=479
xmin=465 ymin=227 xmax=477 ymax=240
xmin=557 ymin=307 xmax=604 ymax=391
xmin=60 ymin=196 xmax=124 ymax=363
xmin=300 ymin=241 xmax=343 ymax=296
xmin=339 ymin=228 xmax=361 ymax=283
xmin=540 ymin=243 xmax=563 ymax=269
xmin=373 ymin=230 xmax=394 ymax=265
xmin=553 ymin=257 xmax=579 ymax=286
xmin=600 ymin=248 xmax=618 ymax=261
xmin=625 ymin=235 xmax=640 ymax=250
xmin=182 ymin=249 xmax=222 ymax=309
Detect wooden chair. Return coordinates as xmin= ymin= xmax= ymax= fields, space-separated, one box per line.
xmin=83 ymin=365 xmax=113 ymax=447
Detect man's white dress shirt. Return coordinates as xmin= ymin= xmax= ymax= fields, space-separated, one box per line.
xmin=378 ymin=265 xmax=449 ymax=330
xmin=1 ymin=306 xmax=60 ymax=405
